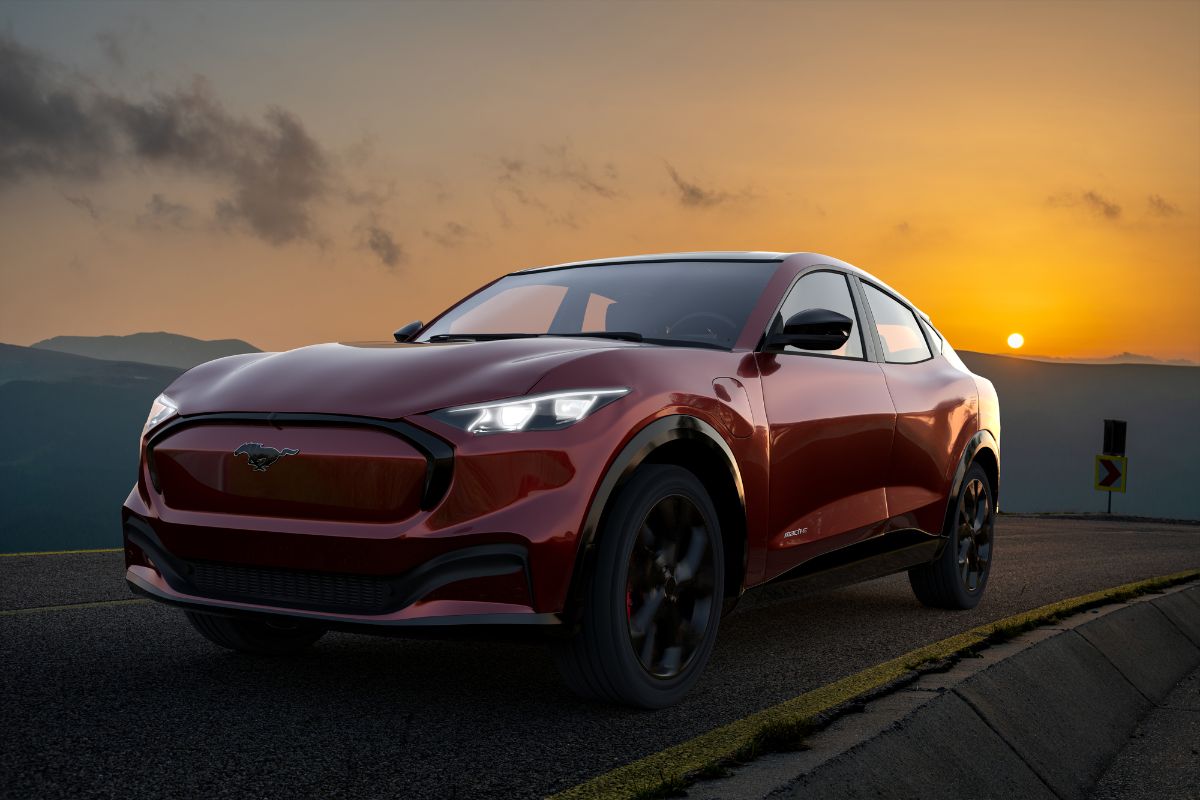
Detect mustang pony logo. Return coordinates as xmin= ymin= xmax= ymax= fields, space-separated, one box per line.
xmin=233 ymin=442 xmax=299 ymax=472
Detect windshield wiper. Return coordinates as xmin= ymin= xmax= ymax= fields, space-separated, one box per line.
xmin=548 ymin=331 xmax=644 ymax=343
xmin=427 ymin=333 xmax=540 ymax=343
xmin=428 ymin=331 xmax=644 ymax=344
xmin=426 ymin=330 xmax=727 ymax=350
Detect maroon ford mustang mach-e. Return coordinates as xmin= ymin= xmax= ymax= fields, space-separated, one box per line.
xmin=124 ymin=252 xmax=1000 ymax=707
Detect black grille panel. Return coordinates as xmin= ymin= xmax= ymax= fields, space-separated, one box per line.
xmin=190 ymin=561 xmax=392 ymax=614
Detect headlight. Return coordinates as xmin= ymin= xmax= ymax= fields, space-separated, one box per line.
xmin=142 ymin=393 xmax=178 ymax=436
xmin=432 ymin=388 xmax=629 ymax=435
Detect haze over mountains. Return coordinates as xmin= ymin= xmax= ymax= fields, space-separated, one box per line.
xmin=33 ymin=332 xmax=259 ymax=370
xmin=0 ymin=333 xmax=1195 ymax=553
xmin=1007 ymin=352 xmax=1198 ymax=367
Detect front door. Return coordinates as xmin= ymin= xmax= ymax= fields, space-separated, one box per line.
xmin=757 ymin=270 xmax=896 ymax=581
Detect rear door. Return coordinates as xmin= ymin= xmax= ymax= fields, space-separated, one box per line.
xmin=756 ymin=270 xmax=896 ymax=580
xmin=858 ymin=281 xmax=979 ymax=535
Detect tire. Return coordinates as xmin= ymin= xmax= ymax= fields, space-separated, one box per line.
xmin=185 ymin=610 xmax=326 ymax=656
xmin=909 ymin=463 xmax=995 ymax=609
xmin=553 ymin=464 xmax=725 ymax=708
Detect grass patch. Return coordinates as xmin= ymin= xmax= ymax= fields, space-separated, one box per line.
xmin=550 ymin=569 xmax=1199 ymax=800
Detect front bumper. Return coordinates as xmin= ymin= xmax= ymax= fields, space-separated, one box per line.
xmin=124 ymin=409 xmax=621 ymax=626
xmin=124 ymin=517 xmax=558 ymax=629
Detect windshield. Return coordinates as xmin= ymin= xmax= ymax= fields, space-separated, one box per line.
xmin=418 ymin=260 xmax=779 ymax=350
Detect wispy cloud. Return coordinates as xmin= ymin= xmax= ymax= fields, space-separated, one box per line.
xmin=493 ymin=144 xmax=620 ymax=226
xmin=1046 ymin=189 xmax=1121 ymax=220
xmin=664 ymin=162 xmax=732 ymax=208
xmin=137 ymin=193 xmax=193 ymax=230
xmin=363 ymin=223 xmax=403 ymax=269
xmin=62 ymin=193 xmax=99 ymax=221
xmin=540 ymin=144 xmax=619 ymax=199
xmin=95 ymin=32 xmax=126 ymax=69
xmin=1148 ymin=194 xmax=1181 ymax=217
xmin=424 ymin=221 xmax=479 ymax=248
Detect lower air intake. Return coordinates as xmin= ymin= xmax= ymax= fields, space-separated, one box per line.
xmin=190 ymin=561 xmax=393 ymax=614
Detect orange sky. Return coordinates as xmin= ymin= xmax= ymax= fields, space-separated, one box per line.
xmin=1 ymin=0 xmax=1197 ymax=360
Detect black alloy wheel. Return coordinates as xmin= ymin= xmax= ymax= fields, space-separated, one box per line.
xmin=955 ymin=476 xmax=993 ymax=594
xmin=625 ymin=494 xmax=717 ymax=678
xmin=553 ymin=464 xmax=725 ymax=708
xmin=908 ymin=462 xmax=995 ymax=610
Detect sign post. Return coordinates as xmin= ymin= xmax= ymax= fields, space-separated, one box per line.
xmin=1095 ymin=419 xmax=1128 ymax=513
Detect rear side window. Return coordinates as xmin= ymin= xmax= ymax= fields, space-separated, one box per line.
xmin=919 ymin=318 xmax=942 ymax=353
xmin=863 ymin=284 xmax=932 ymax=364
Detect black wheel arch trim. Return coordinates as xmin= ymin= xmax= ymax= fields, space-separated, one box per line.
xmin=144 ymin=411 xmax=454 ymax=511
xmin=562 ymin=414 xmax=746 ymax=625
xmin=946 ymin=429 xmax=1000 ymax=529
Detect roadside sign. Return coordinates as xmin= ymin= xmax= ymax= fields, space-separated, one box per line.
xmin=1094 ymin=454 xmax=1127 ymax=493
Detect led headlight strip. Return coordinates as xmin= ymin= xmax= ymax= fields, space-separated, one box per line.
xmin=142 ymin=394 xmax=178 ymax=437
xmin=434 ymin=388 xmax=630 ymax=435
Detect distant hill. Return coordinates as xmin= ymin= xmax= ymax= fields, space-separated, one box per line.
xmin=1004 ymin=351 xmax=1197 ymax=367
xmin=32 ymin=332 xmax=260 ymax=370
xmin=0 ymin=345 xmax=183 ymax=552
xmin=0 ymin=342 xmax=181 ymax=387
xmin=959 ymin=350 xmax=1200 ymax=521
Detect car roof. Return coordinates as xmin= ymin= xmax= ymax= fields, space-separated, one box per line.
xmin=516 ymin=251 xmax=790 ymax=272
xmin=514 ymin=251 xmax=931 ymax=321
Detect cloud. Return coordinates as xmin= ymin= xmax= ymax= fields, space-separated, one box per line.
xmin=96 ymin=32 xmax=126 ymax=69
xmin=137 ymin=193 xmax=193 ymax=230
xmin=365 ymin=224 xmax=403 ymax=269
xmin=664 ymin=163 xmax=732 ymax=208
xmin=493 ymin=144 xmax=620 ymax=220
xmin=62 ymin=193 xmax=98 ymax=220
xmin=423 ymin=221 xmax=478 ymax=248
xmin=540 ymin=144 xmax=619 ymax=199
xmin=1046 ymin=189 xmax=1121 ymax=220
xmin=0 ymin=36 xmax=329 ymax=245
xmin=1081 ymin=190 xmax=1121 ymax=219
xmin=1148 ymin=194 xmax=1181 ymax=217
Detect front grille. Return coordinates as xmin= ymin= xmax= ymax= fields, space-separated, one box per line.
xmin=190 ymin=561 xmax=393 ymax=614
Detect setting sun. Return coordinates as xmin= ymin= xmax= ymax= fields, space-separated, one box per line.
xmin=1007 ymin=333 xmax=1025 ymax=350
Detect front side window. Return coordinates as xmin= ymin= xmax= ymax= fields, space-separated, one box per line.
xmin=769 ymin=270 xmax=864 ymax=358
xmin=863 ymin=284 xmax=932 ymax=364
xmin=420 ymin=261 xmax=778 ymax=350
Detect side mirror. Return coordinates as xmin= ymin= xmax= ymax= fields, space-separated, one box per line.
xmin=393 ymin=320 xmax=424 ymax=342
xmin=766 ymin=308 xmax=853 ymax=351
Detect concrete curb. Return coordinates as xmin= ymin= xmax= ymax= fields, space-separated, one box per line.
xmin=687 ymin=584 xmax=1200 ymax=800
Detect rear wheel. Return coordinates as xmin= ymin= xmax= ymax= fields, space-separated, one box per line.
xmin=185 ymin=611 xmax=326 ymax=655
xmin=908 ymin=463 xmax=995 ymax=609
xmin=554 ymin=465 xmax=724 ymax=708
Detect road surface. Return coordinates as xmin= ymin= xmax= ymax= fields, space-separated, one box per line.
xmin=2 ymin=516 xmax=1196 ymax=799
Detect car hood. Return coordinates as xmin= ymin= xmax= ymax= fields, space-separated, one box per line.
xmin=165 ymin=338 xmax=636 ymax=420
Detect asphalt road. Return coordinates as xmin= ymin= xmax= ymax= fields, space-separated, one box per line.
xmin=2 ymin=517 xmax=1197 ymax=800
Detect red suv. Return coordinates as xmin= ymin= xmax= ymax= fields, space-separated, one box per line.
xmin=124 ymin=252 xmax=1000 ymax=707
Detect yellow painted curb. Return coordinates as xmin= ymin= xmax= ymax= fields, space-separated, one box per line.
xmin=549 ymin=569 xmax=1200 ymax=800
xmin=0 ymin=547 xmax=123 ymax=557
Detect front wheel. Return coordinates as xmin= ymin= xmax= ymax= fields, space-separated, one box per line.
xmin=908 ymin=463 xmax=995 ymax=609
xmin=553 ymin=465 xmax=725 ymax=708
xmin=185 ymin=611 xmax=326 ymax=655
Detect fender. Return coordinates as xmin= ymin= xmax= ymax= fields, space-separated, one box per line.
xmin=561 ymin=414 xmax=746 ymax=624
xmin=943 ymin=429 xmax=1000 ymax=533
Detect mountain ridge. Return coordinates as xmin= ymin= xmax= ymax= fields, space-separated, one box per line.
xmin=32 ymin=331 xmax=260 ymax=370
